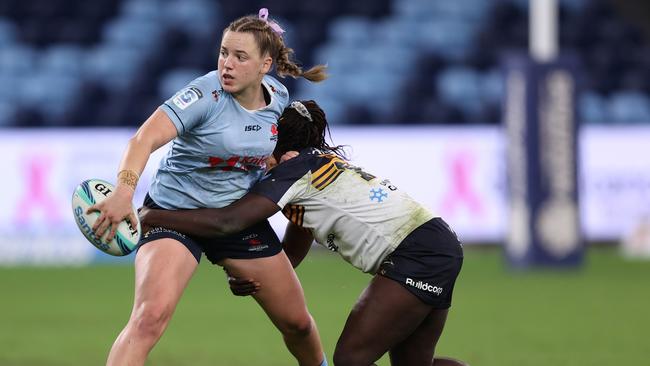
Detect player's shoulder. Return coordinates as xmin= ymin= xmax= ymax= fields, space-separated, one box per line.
xmin=271 ymin=149 xmax=313 ymax=176
xmin=263 ymin=75 xmax=289 ymax=107
xmin=172 ymin=70 xmax=221 ymax=102
xmin=188 ymin=70 xmax=221 ymax=92
xmin=305 ymin=148 xmax=347 ymax=170
xmin=166 ymin=71 xmax=221 ymax=115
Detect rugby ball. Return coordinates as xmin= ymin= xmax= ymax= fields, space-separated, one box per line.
xmin=71 ymin=179 xmax=141 ymax=256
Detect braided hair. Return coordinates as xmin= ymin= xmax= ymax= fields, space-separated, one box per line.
xmin=225 ymin=13 xmax=327 ymax=82
xmin=274 ymin=100 xmax=346 ymax=159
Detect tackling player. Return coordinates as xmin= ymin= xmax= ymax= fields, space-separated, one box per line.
xmin=138 ymin=100 xmax=468 ymax=366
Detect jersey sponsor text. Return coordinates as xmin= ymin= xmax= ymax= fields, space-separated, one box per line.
xmin=405 ymin=278 xmax=443 ymax=295
xmin=208 ymin=155 xmax=267 ymax=172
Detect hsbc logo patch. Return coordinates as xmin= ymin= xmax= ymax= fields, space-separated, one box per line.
xmin=405 ymin=278 xmax=443 ymax=295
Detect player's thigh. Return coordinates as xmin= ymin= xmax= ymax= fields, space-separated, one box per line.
xmin=220 ymin=251 xmax=309 ymax=327
xmin=133 ymin=238 xmax=199 ymax=308
xmin=335 ymin=275 xmax=433 ymax=362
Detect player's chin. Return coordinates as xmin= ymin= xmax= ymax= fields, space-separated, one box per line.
xmin=221 ymin=83 xmax=239 ymax=94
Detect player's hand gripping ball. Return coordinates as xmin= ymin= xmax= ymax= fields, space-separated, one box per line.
xmin=71 ymin=179 xmax=140 ymax=256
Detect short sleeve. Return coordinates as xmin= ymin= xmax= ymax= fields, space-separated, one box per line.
xmin=250 ymin=156 xmax=311 ymax=209
xmin=160 ymin=73 xmax=217 ymax=135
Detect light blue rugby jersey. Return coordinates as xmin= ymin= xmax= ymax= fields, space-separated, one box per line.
xmin=149 ymin=70 xmax=289 ymax=209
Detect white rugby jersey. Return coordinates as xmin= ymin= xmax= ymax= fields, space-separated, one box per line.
xmin=251 ymin=148 xmax=434 ymax=273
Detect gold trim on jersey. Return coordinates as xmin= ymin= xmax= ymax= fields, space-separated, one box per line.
xmin=311 ymin=154 xmax=346 ymax=190
xmin=282 ymin=204 xmax=305 ymax=226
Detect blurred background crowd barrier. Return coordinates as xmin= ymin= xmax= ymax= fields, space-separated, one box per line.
xmin=1 ymin=125 xmax=649 ymax=264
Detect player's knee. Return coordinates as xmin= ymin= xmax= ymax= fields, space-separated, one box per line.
xmin=278 ymin=314 xmax=314 ymax=338
xmin=131 ymin=302 xmax=173 ymax=340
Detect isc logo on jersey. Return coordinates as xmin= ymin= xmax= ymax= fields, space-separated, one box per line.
xmin=71 ymin=179 xmax=141 ymax=256
xmin=172 ymin=87 xmax=203 ymax=110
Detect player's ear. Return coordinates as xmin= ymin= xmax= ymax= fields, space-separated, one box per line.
xmin=260 ymin=56 xmax=272 ymax=74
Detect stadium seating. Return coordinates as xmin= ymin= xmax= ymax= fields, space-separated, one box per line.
xmin=0 ymin=0 xmax=649 ymax=126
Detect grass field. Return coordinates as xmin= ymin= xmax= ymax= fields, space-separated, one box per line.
xmin=1 ymin=246 xmax=649 ymax=365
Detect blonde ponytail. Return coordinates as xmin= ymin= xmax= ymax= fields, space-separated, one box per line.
xmin=276 ymin=46 xmax=328 ymax=82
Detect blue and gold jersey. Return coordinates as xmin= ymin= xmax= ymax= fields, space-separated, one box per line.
xmin=251 ymin=148 xmax=434 ymax=273
xmin=149 ymin=71 xmax=289 ymax=209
